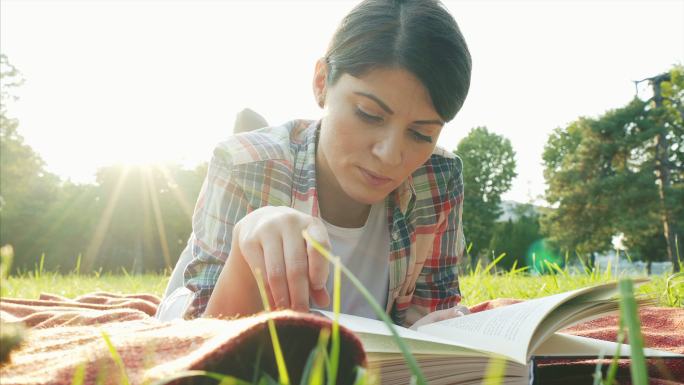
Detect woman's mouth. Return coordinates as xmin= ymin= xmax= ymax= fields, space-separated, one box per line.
xmin=358 ymin=167 xmax=392 ymax=187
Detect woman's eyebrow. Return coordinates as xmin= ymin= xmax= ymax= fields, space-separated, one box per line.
xmin=354 ymin=91 xmax=444 ymax=126
xmin=414 ymin=119 xmax=444 ymax=126
xmin=354 ymin=92 xmax=394 ymax=114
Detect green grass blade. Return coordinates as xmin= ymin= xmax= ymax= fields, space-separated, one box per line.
xmin=259 ymin=372 xmax=280 ymax=385
xmin=148 ymin=370 xmax=251 ymax=385
xmin=70 ymin=363 xmax=86 ymax=385
xmin=675 ymin=234 xmax=681 ymax=271
xmin=308 ymin=329 xmax=330 ymax=385
xmin=0 ymin=245 xmax=14 ymax=296
xmin=252 ymin=340 xmax=265 ymax=385
xmin=35 ymin=253 xmax=45 ymax=279
xmin=483 ymin=253 xmax=506 ymax=275
xmin=618 ymin=279 xmax=648 ymax=385
xmin=327 ymin=257 xmax=341 ymax=385
xmin=74 ymin=254 xmax=82 ymax=275
xmin=1 ymin=245 xmax=14 ymax=279
xmin=299 ymin=340 xmax=318 ymax=385
xmin=254 ymin=268 xmax=291 ymax=385
xmin=100 ymin=331 xmax=130 ymax=385
xmin=603 ymin=314 xmax=624 ymax=385
xmin=482 ymin=356 xmax=507 ymax=385
xmin=303 ymin=230 xmax=427 ymax=385
xmin=591 ymin=351 xmax=605 ymax=385
xmin=351 ymin=366 xmax=368 ymax=385
xmin=665 ymin=272 xmax=683 ymax=307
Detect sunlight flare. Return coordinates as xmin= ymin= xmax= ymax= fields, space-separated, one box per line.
xmin=83 ymin=167 xmax=129 ymax=271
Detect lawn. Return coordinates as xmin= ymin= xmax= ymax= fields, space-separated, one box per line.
xmin=2 ymin=269 xmax=680 ymax=308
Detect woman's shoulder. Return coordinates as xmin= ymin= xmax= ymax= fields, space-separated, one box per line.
xmin=413 ymin=145 xmax=463 ymax=185
xmin=212 ymin=119 xmax=316 ymax=167
xmin=407 ymin=146 xmax=464 ymax=221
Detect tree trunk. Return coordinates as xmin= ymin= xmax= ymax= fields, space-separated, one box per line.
xmin=652 ymin=74 xmax=680 ymax=273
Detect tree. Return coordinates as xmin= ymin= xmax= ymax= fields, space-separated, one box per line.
xmin=82 ymin=163 xmax=204 ymax=273
xmin=542 ymin=66 xmax=683 ymax=271
xmin=0 ymin=54 xmax=209 ymax=274
xmin=0 ymin=54 xmax=62 ymax=271
xmin=489 ymin=204 xmax=545 ymax=271
xmin=456 ymin=127 xmax=517 ymax=260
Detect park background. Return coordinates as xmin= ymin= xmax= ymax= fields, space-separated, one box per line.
xmin=0 ymin=0 xmax=682 ymax=277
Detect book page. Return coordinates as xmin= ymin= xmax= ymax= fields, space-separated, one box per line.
xmin=357 ymin=332 xmax=490 ymax=356
xmin=315 ymin=311 xmax=490 ymax=355
xmin=534 ymin=333 xmax=684 ymax=358
xmin=416 ymin=294 xmax=570 ymax=364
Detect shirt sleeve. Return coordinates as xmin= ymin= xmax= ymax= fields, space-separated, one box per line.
xmin=406 ymin=156 xmax=466 ymax=326
xmin=182 ymin=145 xmax=252 ymax=318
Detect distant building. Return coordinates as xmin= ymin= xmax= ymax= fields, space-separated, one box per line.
xmin=496 ymin=200 xmax=542 ymax=222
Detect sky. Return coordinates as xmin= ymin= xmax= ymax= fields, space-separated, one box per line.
xmin=1 ymin=0 xmax=683 ymax=204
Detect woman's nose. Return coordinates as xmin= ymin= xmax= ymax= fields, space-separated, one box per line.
xmin=371 ymin=131 xmax=403 ymax=167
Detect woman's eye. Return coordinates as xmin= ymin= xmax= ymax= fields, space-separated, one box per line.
xmin=355 ymin=108 xmax=383 ymax=123
xmin=411 ymin=130 xmax=433 ymax=143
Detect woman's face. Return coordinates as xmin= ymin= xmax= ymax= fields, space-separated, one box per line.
xmin=314 ymin=62 xmax=444 ymax=207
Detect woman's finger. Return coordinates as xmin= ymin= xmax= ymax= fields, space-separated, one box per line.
xmin=283 ymin=230 xmax=310 ymax=312
xmin=261 ymin=234 xmax=290 ymax=309
xmin=410 ymin=305 xmax=469 ymax=330
xmin=239 ymin=236 xmax=277 ymax=309
xmin=453 ymin=305 xmax=470 ymax=315
xmin=305 ymin=219 xmax=330 ymax=306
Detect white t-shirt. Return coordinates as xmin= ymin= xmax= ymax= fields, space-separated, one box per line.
xmin=156 ymin=202 xmax=390 ymax=321
xmin=317 ymin=201 xmax=390 ymax=319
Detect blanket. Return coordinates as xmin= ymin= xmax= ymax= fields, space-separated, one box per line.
xmin=0 ymin=293 xmax=366 ymax=385
xmin=1 ymin=293 xmax=682 ymax=385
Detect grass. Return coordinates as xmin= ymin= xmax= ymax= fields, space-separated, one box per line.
xmin=2 ymin=271 xmax=167 ymax=299
xmin=459 ymin=273 xmax=676 ymax=307
xmin=2 ymin=269 xmax=678 ymax=308
xmin=1 ymin=246 xmax=682 ymax=385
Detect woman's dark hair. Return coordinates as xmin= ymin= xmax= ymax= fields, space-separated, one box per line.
xmin=324 ymin=0 xmax=471 ymax=122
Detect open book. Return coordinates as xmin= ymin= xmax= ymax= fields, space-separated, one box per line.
xmin=317 ymin=281 xmax=682 ymax=385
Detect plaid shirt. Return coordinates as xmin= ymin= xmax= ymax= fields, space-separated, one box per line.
xmin=183 ymin=119 xmax=465 ymax=326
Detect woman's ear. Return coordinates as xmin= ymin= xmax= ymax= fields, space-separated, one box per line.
xmin=312 ymin=58 xmax=328 ymax=108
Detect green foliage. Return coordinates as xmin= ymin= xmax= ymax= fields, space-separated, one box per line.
xmin=664 ymin=272 xmax=684 ymax=307
xmin=482 ymin=356 xmax=507 ymax=385
xmin=100 ymin=331 xmax=131 ymax=385
xmin=1 ymin=55 xmax=63 ymax=272
xmin=0 ymin=245 xmax=13 ymax=291
xmin=542 ymin=65 xmax=683 ymax=267
xmin=0 ymin=245 xmax=24 ymax=365
xmin=0 ymin=161 xmax=207 ymax=274
xmin=488 ymin=204 xmax=547 ymax=270
xmin=81 ymin=163 xmax=205 ymax=273
xmin=456 ymin=127 xmax=517 ymax=259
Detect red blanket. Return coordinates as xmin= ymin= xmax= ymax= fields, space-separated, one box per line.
xmin=0 ymin=293 xmax=366 ymax=385
xmin=1 ymin=294 xmax=682 ymax=384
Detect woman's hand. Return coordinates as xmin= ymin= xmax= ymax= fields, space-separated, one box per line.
xmin=409 ymin=305 xmax=470 ymax=330
xmin=205 ymin=206 xmax=331 ymax=318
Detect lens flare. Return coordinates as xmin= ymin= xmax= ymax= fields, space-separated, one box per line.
xmin=526 ymin=239 xmax=562 ymax=274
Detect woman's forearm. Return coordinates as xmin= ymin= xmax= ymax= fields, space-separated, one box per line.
xmin=204 ymin=251 xmax=263 ymax=318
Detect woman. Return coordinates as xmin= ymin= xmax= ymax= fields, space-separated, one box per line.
xmin=158 ymin=0 xmax=472 ymax=328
